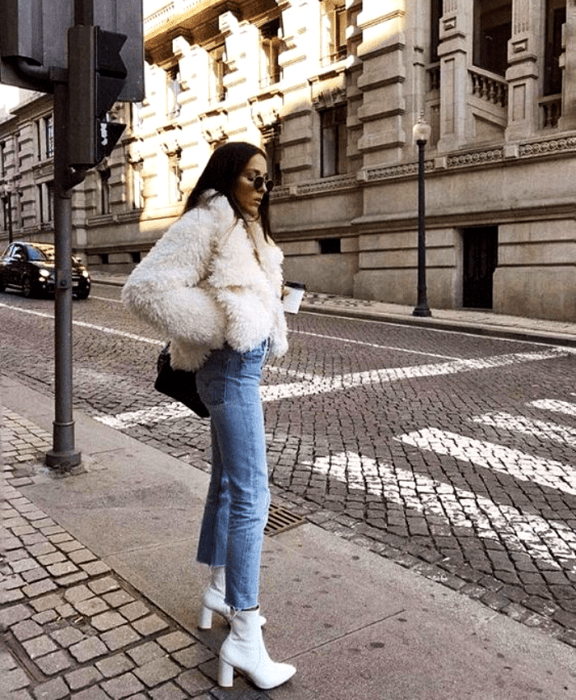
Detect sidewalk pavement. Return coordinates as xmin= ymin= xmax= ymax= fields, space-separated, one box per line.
xmin=2 ymin=376 xmax=576 ymax=699
xmin=90 ymin=270 xmax=576 ymax=348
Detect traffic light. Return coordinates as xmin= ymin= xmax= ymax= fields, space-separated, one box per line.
xmin=67 ymin=25 xmax=128 ymax=169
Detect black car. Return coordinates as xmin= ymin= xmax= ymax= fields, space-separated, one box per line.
xmin=0 ymin=242 xmax=91 ymax=299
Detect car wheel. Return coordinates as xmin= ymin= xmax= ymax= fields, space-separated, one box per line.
xmin=22 ymin=276 xmax=34 ymax=298
xmin=0 ymin=278 xmax=5 ymax=293
xmin=76 ymin=288 xmax=90 ymax=300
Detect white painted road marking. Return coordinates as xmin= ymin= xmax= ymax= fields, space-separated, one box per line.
xmin=0 ymin=301 xmax=454 ymax=360
xmin=530 ymin=399 xmax=576 ymax=418
xmin=92 ymin=348 xmax=570 ymax=426
xmin=472 ymin=412 xmax=576 ymax=448
xmin=294 ymin=330 xmax=460 ymax=359
xmin=96 ymin=402 xmax=192 ymax=429
xmin=396 ymin=428 xmax=576 ymax=497
xmin=260 ymin=349 xmax=568 ymax=402
xmin=0 ymin=303 xmax=161 ymax=346
xmin=308 ymin=452 xmax=576 ymax=571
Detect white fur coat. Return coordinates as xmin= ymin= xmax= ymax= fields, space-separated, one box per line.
xmin=121 ymin=192 xmax=289 ymax=371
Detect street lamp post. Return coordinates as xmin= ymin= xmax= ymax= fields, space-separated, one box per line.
xmin=412 ymin=114 xmax=432 ymax=318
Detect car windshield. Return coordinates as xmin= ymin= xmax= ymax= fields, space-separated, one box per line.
xmin=28 ymin=245 xmax=55 ymax=262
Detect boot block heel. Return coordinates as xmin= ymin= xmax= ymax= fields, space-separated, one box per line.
xmin=218 ymin=658 xmax=234 ymax=687
xmin=198 ymin=605 xmax=213 ymax=630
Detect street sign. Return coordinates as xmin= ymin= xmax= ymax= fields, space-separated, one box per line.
xmin=0 ymin=0 xmax=144 ymax=101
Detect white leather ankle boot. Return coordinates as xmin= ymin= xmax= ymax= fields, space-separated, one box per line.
xmin=198 ymin=566 xmax=228 ymax=629
xmin=198 ymin=568 xmax=266 ymax=629
xmin=218 ymin=608 xmax=296 ymax=689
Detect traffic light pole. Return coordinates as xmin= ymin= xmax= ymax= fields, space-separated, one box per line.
xmin=45 ymin=0 xmax=93 ymax=469
xmin=1 ymin=0 xmax=141 ymax=471
xmin=75 ymin=0 xmax=94 ymax=25
xmin=45 ymin=79 xmax=82 ymax=470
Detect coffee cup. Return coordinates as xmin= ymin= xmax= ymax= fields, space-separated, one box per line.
xmin=282 ymin=281 xmax=306 ymax=314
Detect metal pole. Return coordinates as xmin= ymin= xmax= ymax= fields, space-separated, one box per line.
xmin=412 ymin=139 xmax=431 ymax=318
xmin=45 ymin=80 xmax=81 ymax=470
xmin=45 ymin=0 xmax=96 ymax=468
xmin=7 ymin=191 xmax=13 ymax=244
xmin=75 ymin=0 xmax=94 ymax=25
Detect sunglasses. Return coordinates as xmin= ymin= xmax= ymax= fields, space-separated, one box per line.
xmin=251 ymin=176 xmax=275 ymax=192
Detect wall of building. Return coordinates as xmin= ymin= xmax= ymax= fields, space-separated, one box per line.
xmin=0 ymin=1 xmax=574 ymax=321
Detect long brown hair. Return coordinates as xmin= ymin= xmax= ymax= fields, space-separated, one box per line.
xmin=183 ymin=142 xmax=273 ymax=241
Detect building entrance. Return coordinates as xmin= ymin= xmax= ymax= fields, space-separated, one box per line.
xmin=462 ymin=226 xmax=498 ymax=309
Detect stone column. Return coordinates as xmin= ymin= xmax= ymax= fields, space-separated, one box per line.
xmin=356 ymin=0 xmax=408 ymax=165
xmin=277 ymin=0 xmax=321 ymax=181
xmin=505 ymin=0 xmax=541 ymax=140
xmin=437 ymin=0 xmax=473 ymax=152
xmin=219 ymin=12 xmax=260 ymax=100
xmin=560 ymin=1 xmax=576 ymax=130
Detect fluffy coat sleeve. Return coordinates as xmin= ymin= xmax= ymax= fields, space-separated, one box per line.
xmin=121 ymin=195 xmax=232 ymax=347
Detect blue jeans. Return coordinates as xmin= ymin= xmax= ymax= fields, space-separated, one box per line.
xmin=195 ymin=340 xmax=270 ymax=610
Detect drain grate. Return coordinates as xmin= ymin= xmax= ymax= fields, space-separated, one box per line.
xmin=265 ymin=503 xmax=305 ymax=537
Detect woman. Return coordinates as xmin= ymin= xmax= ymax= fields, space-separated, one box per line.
xmin=122 ymin=142 xmax=295 ymax=690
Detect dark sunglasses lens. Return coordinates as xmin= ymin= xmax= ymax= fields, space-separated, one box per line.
xmin=252 ymin=177 xmax=274 ymax=191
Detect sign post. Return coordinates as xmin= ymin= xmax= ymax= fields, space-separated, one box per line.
xmin=0 ymin=0 xmax=144 ymax=469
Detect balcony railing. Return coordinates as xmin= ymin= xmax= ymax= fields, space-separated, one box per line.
xmin=470 ymin=67 xmax=508 ymax=109
xmin=539 ymin=95 xmax=562 ymax=129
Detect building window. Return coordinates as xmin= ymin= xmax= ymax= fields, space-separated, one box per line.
xmin=36 ymin=121 xmax=42 ymax=161
xmin=131 ymin=162 xmax=144 ymax=210
xmin=0 ymin=141 xmax=5 ymax=176
xmin=260 ymin=19 xmax=283 ymax=88
xmin=473 ymin=1 xmax=512 ymax=76
xmin=45 ymin=116 xmax=54 ymax=159
xmin=131 ymin=101 xmax=144 ymax=132
xmin=38 ymin=181 xmax=54 ymax=224
xmin=2 ymin=192 xmax=12 ymax=232
xmin=430 ymin=0 xmax=443 ymax=62
xmin=320 ymin=104 xmax=347 ymax=177
xmin=319 ymin=237 xmax=341 ymax=254
xmin=166 ymin=65 xmax=181 ymax=117
xmin=36 ymin=115 xmax=54 ymax=160
xmin=99 ymin=167 xmax=111 ymax=215
xmin=168 ymin=151 xmax=182 ymax=203
xmin=322 ymin=1 xmax=347 ymax=65
xmin=210 ymin=46 xmax=227 ymax=103
xmin=263 ymin=124 xmax=282 ymax=186
xmin=544 ymin=0 xmax=566 ymax=96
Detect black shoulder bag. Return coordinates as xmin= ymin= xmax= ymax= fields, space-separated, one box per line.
xmin=154 ymin=344 xmax=210 ymax=418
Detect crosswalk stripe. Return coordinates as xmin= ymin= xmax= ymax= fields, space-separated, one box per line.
xmin=260 ymin=348 xmax=568 ymax=402
xmin=396 ymin=428 xmax=576 ymax=497
xmin=530 ymin=399 xmax=576 ymax=417
xmin=308 ymin=452 xmax=576 ymax=571
xmin=94 ymin=350 xmax=570 ymax=425
xmin=95 ymin=403 xmax=191 ymax=429
xmin=472 ymin=412 xmax=576 ymax=447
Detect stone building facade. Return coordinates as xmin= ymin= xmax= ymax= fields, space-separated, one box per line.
xmin=1 ymin=0 xmax=575 ymax=321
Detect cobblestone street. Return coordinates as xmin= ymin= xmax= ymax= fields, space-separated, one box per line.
xmin=1 ymin=284 xmax=576 ymax=656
